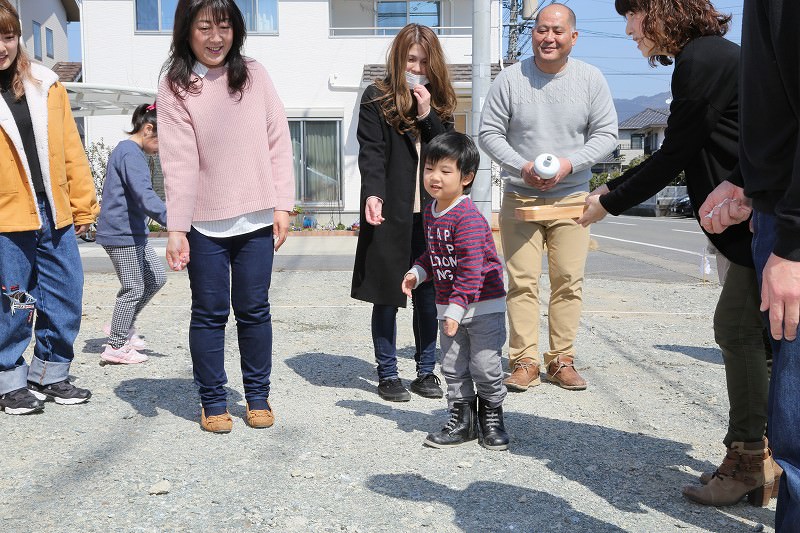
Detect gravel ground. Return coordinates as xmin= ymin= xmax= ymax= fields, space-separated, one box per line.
xmin=2 ymin=269 xmax=776 ymax=532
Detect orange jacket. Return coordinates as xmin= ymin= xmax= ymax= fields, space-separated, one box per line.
xmin=0 ymin=63 xmax=98 ymax=232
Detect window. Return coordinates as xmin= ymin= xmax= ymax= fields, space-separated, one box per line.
xmin=135 ymin=0 xmax=277 ymax=33
xmin=377 ymin=1 xmax=441 ymax=34
xmin=630 ymin=134 xmax=644 ymax=150
xmin=234 ymin=0 xmax=278 ymax=33
xmin=289 ymin=120 xmax=342 ymax=206
xmin=45 ymin=28 xmax=54 ymax=59
xmin=32 ymin=21 xmax=42 ymax=60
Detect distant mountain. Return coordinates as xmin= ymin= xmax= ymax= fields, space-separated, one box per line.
xmin=614 ymin=91 xmax=672 ymax=122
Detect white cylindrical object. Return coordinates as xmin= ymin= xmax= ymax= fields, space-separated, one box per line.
xmin=534 ymin=153 xmax=560 ymax=179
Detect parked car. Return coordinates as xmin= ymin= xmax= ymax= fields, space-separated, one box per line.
xmin=669 ymin=195 xmax=694 ymax=217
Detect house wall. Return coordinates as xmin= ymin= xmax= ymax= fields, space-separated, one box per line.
xmin=18 ymin=0 xmax=70 ymax=67
xmin=81 ymin=0 xmax=500 ymax=215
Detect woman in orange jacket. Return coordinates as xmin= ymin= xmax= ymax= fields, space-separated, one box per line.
xmin=0 ymin=0 xmax=99 ymax=415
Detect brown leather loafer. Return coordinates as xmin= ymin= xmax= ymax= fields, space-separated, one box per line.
xmin=545 ymin=356 xmax=587 ymax=390
xmin=201 ymin=408 xmax=233 ymax=433
xmin=246 ymin=401 xmax=275 ymax=429
xmin=503 ymin=358 xmax=541 ymax=391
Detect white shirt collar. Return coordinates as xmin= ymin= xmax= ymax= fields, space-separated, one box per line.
xmin=192 ymin=62 xmax=209 ymax=78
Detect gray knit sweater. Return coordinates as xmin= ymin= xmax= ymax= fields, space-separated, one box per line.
xmin=479 ymin=57 xmax=618 ymax=198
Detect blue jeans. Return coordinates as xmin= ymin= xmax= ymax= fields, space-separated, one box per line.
xmin=0 ymin=195 xmax=83 ymax=394
xmin=752 ymin=211 xmax=800 ymax=531
xmin=371 ymin=214 xmax=438 ymax=381
xmin=186 ymin=227 xmax=275 ymax=410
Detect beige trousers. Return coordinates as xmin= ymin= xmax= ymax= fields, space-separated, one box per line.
xmin=500 ymin=191 xmax=590 ymax=369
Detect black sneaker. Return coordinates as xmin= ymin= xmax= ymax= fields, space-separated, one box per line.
xmin=0 ymin=388 xmax=45 ymax=415
xmin=28 ymin=380 xmax=92 ymax=405
xmin=410 ymin=373 xmax=444 ymax=398
xmin=377 ymin=378 xmax=411 ymax=402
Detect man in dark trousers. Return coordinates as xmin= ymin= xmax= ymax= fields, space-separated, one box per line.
xmin=700 ymin=0 xmax=799 ymax=528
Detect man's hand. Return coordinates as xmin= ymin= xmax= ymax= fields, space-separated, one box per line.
xmin=401 ymin=273 xmax=417 ymax=297
xmin=443 ymin=317 xmax=459 ymax=337
xmin=698 ymin=181 xmax=752 ymax=234
xmin=166 ymin=231 xmax=190 ymax=271
xmin=273 ymin=210 xmax=289 ymax=251
xmin=365 ymin=197 xmax=385 ymax=226
xmin=761 ymin=253 xmax=800 ymax=341
xmin=521 ymin=158 xmax=572 ymax=191
xmin=577 ymin=194 xmax=608 ymax=227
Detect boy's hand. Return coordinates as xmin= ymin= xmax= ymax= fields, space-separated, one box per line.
xmin=401 ymin=273 xmax=417 ymax=297
xmin=443 ymin=318 xmax=459 ymax=337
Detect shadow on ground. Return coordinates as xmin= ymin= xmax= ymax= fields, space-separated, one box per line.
xmin=339 ymin=399 xmax=775 ymax=532
xmin=368 ymin=474 xmax=624 ymax=532
xmin=114 ymin=378 xmax=244 ymax=421
xmin=654 ymin=344 xmax=723 ymax=364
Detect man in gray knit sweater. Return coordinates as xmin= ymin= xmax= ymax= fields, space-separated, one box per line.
xmin=479 ymin=3 xmax=617 ymax=392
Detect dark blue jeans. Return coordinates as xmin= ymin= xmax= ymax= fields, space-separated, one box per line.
xmin=752 ymin=211 xmax=800 ymax=531
xmin=0 ymin=195 xmax=83 ymax=394
xmin=372 ymin=214 xmax=438 ymax=381
xmin=187 ymin=227 xmax=274 ymax=411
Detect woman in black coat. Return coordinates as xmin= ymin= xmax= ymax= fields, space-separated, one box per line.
xmin=578 ymin=0 xmax=774 ymax=508
xmin=351 ymin=24 xmax=456 ymax=402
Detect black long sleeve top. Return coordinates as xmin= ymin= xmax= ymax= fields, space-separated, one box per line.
xmin=600 ymin=36 xmax=754 ymax=267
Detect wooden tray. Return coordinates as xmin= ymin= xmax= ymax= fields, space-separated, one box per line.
xmin=515 ymin=202 xmax=586 ymax=221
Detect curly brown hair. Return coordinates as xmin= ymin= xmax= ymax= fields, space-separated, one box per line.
xmin=372 ymin=24 xmax=457 ymax=135
xmin=614 ymin=0 xmax=731 ymax=66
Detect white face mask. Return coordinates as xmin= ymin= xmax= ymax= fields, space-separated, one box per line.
xmin=405 ymin=71 xmax=429 ymax=89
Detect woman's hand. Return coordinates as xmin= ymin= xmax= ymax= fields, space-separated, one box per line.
xmin=365 ymin=196 xmax=385 ymax=225
xmin=577 ymin=194 xmax=608 ymax=227
xmin=166 ymin=231 xmax=190 ymax=271
xmin=412 ymin=84 xmax=431 ymax=118
xmin=273 ymin=210 xmax=289 ymax=251
xmin=698 ymin=181 xmax=752 ymax=234
xmin=443 ymin=318 xmax=459 ymax=337
xmin=401 ymin=273 xmax=417 ymax=297
xmin=74 ymin=223 xmax=92 ymax=236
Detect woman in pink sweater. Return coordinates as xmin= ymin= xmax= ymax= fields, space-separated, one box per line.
xmin=157 ymin=0 xmax=294 ymax=434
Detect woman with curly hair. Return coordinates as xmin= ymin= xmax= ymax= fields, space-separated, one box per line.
xmin=578 ymin=0 xmax=777 ymax=507
xmin=351 ymin=24 xmax=456 ymax=403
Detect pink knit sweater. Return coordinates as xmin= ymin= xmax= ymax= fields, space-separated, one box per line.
xmin=157 ymin=60 xmax=295 ymax=232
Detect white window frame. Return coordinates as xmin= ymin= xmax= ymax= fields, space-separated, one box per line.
xmin=289 ymin=118 xmax=343 ymax=208
xmin=134 ymin=0 xmax=278 ymax=34
xmin=375 ymin=1 xmax=442 ymax=34
xmin=32 ymin=21 xmax=42 ymax=60
xmin=45 ymin=27 xmax=54 ymax=59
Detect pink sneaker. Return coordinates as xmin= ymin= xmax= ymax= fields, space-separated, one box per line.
xmin=103 ymin=324 xmax=147 ymax=350
xmin=100 ymin=344 xmax=148 ymax=365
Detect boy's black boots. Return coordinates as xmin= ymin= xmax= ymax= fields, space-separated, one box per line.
xmin=423 ymin=399 xmax=478 ymax=448
xmin=478 ymin=399 xmax=509 ymax=451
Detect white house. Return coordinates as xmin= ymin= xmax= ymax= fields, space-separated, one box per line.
xmin=15 ymin=0 xmax=78 ymax=68
xmin=617 ymin=107 xmax=669 ymax=167
xmin=79 ymin=0 xmax=503 ymax=221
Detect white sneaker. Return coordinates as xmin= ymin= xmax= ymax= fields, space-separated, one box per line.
xmin=103 ymin=324 xmax=147 ymax=350
xmin=100 ymin=344 xmax=148 ymax=365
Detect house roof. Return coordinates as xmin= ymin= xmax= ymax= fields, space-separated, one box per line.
xmin=61 ymin=0 xmax=80 ymax=22
xmin=619 ymin=108 xmax=670 ymax=130
xmin=52 ymin=62 xmax=82 ymax=83
xmin=362 ymin=63 xmax=510 ymax=84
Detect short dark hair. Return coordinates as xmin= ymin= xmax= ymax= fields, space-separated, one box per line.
xmin=424 ymin=131 xmax=480 ymax=193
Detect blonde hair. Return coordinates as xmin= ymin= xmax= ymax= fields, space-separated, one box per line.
xmin=0 ymin=0 xmax=36 ymax=100
xmin=373 ymin=24 xmax=457 ymax=135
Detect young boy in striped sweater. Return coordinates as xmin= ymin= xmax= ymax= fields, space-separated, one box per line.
xmin=401 ymin=131 xmax=509 ymax=450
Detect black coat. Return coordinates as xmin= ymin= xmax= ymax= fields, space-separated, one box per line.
xmin=600 ymin=36 xmax=754 ymax=267
xmin=351 ymin=84 xmax=453 ymax=307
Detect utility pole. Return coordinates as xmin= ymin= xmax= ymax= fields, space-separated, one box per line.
xmin=506 ymin=0 xmax=521 ymax=62
xmin=470 ymin=0 xmax=493 ymax=222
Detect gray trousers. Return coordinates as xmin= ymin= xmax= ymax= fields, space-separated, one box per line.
xmin=440 ymin=312 xmax=507 ymax=408
xmin=714 ymin=261 xmax=770 ymax=445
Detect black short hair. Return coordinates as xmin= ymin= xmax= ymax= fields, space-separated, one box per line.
xmin=424 ymin=131 xmax=480 ymax=193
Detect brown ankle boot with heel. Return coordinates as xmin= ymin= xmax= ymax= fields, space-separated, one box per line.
xmin=682 ymin=439 xmax=774 ymax=506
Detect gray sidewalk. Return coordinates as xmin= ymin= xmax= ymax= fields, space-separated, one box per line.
xmin=2 ymin=245 xmax=776 ymax=532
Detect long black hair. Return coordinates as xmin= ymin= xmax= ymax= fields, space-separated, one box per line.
xmin=125 ymin=103 xmax=157 ymax=135
xmin=161 ymin=0 xmax=249 ymax=99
